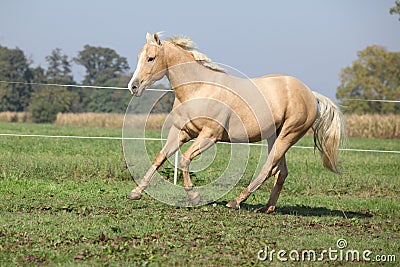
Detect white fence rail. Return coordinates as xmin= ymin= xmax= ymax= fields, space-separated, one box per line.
xmin=1 ymin=80 xmax=399 ymax=184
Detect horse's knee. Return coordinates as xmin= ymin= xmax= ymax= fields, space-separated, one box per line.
xmin=180 ymin=156 xmax=190 ymax=169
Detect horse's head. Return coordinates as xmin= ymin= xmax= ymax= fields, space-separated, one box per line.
xmin=128 ymin=32 xmax=167 ymax=96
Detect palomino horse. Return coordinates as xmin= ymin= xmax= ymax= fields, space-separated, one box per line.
xmin=127 ymin=32 xmax=344 ymax=213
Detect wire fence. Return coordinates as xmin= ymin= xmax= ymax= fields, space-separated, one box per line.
xmin=1 ymin=80 xmax=398 ymax=184
xmin=0 ymin=80 xmax=172 ymax=92
xmin=0 ymin=133 xmax=399 ymax=154
xmin=1 ymin=80 xmax=400 ymax=102
xmin=1 ymin=79 xmax=399 ymax=156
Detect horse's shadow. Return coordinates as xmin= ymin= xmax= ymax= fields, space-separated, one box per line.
xmin=216 ymin=201 xmax=373 ymax=219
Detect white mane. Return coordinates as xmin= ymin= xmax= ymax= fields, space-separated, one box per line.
xmin=167 ymin=36 xmax=226 ymax=73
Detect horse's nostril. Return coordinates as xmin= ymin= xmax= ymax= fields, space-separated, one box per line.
xmin=132 ymin=85 xmax=138 ymax=90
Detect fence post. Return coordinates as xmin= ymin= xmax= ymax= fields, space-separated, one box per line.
xmin=173 ymin=151 xmax=179 ymax=185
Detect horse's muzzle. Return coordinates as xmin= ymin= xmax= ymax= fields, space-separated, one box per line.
xmin=129 ymin=85 xmax=138 ymax=95
xmin=128 ymin=79 xmax=140 ymax=95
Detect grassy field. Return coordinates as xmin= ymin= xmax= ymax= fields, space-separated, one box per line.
xmin=0 ymin=122 xmax=399 ymax=266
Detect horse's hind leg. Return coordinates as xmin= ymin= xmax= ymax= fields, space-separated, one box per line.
xmin=254 ymin=156 xmax=288 ymax=213
xmin=226 ymin=138 xmax=288 ymax=209
xmin=258 ymin=137 xmax=289 ymax=213
xmin=227 ymin=121 xmax=311 ymax=211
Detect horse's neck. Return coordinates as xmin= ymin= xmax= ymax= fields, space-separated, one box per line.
xmin=164 ymin=44 xmax=216 ymax=101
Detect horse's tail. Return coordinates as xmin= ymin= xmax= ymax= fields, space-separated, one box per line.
xmin=312 ymin=91 xmax=345 ymax=174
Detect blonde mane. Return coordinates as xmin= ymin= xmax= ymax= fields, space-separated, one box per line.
xmin=166 ymin=36 xmax=226 ymax=73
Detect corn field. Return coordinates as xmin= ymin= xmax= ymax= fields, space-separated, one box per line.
xmin=1 ymin=112 xmax=399 ymax=139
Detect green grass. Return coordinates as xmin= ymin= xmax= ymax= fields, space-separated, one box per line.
xmin=0 ymin=122 xmax=399 ymax=266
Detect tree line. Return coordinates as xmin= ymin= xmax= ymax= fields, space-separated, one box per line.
xmin=0 ymin=40 xmax=399 ymax=123
xmin=336 ymin=45 xmax=400 ymax=114
xmin=0 ymin=45 xmax=174 ymax=123
xmin=336 ymin=1 xmax=400 ymax=114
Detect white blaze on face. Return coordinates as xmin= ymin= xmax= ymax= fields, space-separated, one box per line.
xmin=128 ymin=50 xmax=146 ymax=93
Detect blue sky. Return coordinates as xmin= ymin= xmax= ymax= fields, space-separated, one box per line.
xmin=1 ymin=0 xmax=399 ymax=99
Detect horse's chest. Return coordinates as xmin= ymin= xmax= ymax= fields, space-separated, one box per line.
xmin=171 ymin=100 xmax=230 ymax=138
xmin=182 ymin=119 xmax=203 ymax=137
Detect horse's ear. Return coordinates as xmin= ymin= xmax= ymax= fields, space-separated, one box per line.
xmin=153 ymin=32 xmax=161 ymax=46
xmin=146 ymin=32 xmax=152 ymax=43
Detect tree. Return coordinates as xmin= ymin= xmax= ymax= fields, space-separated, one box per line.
xmin=30 ymin=49 xmax=78 ymax=123
xmin=0 ymin=45 xmax=33 ymax=111
xmin=45 ymin=48 xmax=85 ymax=112
xmin=74 ymin=45 xmax=130 ymax=113
xmin=45 ymin=48 xmax=74 ymax=83
xmin=336 ymin=46 xmax=400 ymax=114
xmin=29 ymin=87 xmax=74 ymax=123
xmin=74 ymin=45 xmax=129 ymax=85
xmin=390 ymin=0 xmax=400 ymax=21
xmin=151 ymin=86 xmax=175 ymax=113
xmin=84 ymin=75 xmax=132 ymax=113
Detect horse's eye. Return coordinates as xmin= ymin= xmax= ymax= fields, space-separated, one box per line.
xmin=148 ymin=57 xmax=155 ymax=62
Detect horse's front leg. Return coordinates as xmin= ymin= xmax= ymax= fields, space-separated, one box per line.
xmin=128 ymin=126 xmax=190 ymax=200
xmin=180 ymin=128 xmax=217 ymax=205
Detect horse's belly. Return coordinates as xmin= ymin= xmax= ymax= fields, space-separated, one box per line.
xmin=225 ymin=116 xmax=276 ymax=143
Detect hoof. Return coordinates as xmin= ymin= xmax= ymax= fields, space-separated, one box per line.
xmin=127 ymin=191 xmax=142 ymax=200
xmin=254 ymin=205 xmax=275 ymax=213
xmin=188 ymin=191 xmax=201 ymax=206
xmin=254 ymin=205 xmax=267 ymax=213
xmin=266 ymin=206 xmax=276 ymax=214
xmin=189 ymin=191 xmax=201 ymax=206
xmin=226 ymin=199 xmax=240 ymax=209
